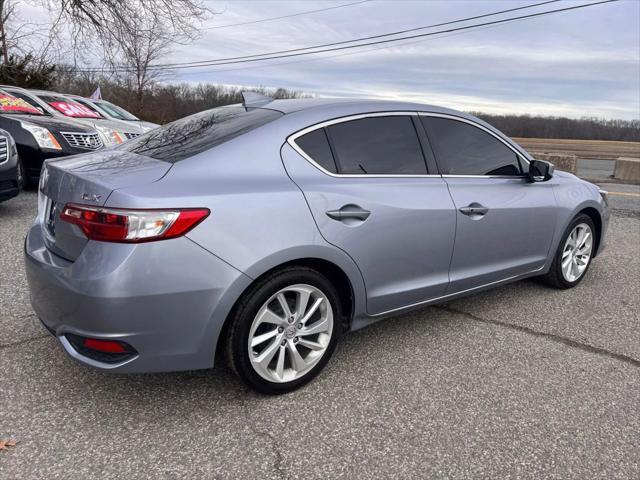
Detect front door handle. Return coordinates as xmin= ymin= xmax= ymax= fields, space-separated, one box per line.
xmin=459 ymin=203 xmax=489 ymax=217
xmin=326 ymin=205 xmax=371 ymax=222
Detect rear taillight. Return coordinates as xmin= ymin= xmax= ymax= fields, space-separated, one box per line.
xmin=60 ymin=204 xmax=210 ymax=243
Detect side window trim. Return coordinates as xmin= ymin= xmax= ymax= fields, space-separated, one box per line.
xmin=287 ymin=111 xmax=440 ymax=178
xmin=412 ymin=115 xmax=440 ymax=175
xmin=418 ymin=112 xmax=529 ymax=178
xmin=287 ymin=111 xmax=529 ymax=178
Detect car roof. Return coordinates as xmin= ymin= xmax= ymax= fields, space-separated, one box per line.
xmin=263 ymin=97 xmax=463 ymax=116
xmin=29 ymin=89 xmax=63 ymax=96
xmin=0 ymin=85 xmax=30 ymax=92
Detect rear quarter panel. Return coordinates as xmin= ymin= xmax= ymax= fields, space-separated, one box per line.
xmin=105 ymin=120 xmax=368 ymax=320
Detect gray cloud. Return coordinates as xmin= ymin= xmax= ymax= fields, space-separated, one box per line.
xmin=15 ymin=0 xmax=640 ymax=119
xmin=168 ymin=0 xmax=639 ymax=119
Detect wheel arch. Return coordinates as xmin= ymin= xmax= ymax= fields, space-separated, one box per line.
xmin=577 ymin=206 xmax=603 ymax=257
xmin=214 ymin=249 xmax=366 ymax=365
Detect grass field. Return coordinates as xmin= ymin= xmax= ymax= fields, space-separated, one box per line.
xmin=512 ymin=138 xmax=640 ymax=160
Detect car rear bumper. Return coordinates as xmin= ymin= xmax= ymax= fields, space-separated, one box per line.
xmin=24 ymin=220 xmax=251 ymax=373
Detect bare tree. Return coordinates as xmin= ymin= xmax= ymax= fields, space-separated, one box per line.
xmin=0 ymin=0 xmax=13 ymax=63
xmin=111 ymin=15 xmax=175 ymax=115
xmin=42 ymin=0 xmax=208 ymax=63
xmin=0 ymin=0 xmax=64 ymax=66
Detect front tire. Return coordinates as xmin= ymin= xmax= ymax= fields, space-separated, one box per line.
xmin=226 ymin=267 xmax=342 ymax=394
xmin=16 ymin=157 xmax=28 ymax=189
xmin=540 ymin=213 xmax=596 ymax=289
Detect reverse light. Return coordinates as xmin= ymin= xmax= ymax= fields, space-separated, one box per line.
xmin=20 ymin=121 xmax=62 ymax=150
xmin=60 ymin=204 xmax=210 ymax=243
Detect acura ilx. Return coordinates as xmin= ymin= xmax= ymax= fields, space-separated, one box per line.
xmin=24 ymin=94 xmax=609 ymax=393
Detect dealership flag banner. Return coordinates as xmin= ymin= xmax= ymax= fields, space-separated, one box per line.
xmin=89 ymin=87 xmax=102 ymax=100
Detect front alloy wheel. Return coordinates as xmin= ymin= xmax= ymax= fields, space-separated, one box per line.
xmin=226 ymin=267 xmax=341 ymax=394
xmin=540 ymin=213 xmax=596 ymax=289
xmin=561 ymin=223 xmax=593 ymax=282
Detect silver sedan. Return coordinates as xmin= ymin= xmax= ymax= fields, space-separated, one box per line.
xmin=24 ymin=94 xmax=609 ymax=393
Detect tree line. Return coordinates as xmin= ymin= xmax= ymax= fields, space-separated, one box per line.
xmin=474 ymin=113 xmax=639 ymax=142
xmin=0 ymin=0 xmax=637 ymax=141
xmin=53 ymin=71 xmax=308 ymax=124
xmin=2 ymin=59 xmax=638 ymax=141
xmin=51 ymin=71 xmax=640 ymax=142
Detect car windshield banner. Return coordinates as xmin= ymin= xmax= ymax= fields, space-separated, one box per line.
xmin=0 ymin=93 xmax=43 ymax=115
xmin=48 ymin=101 xmax=101 ymax=118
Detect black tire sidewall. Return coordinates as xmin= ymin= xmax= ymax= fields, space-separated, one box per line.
xmin=229 ymin=268 xmax=342 ymax=394
xmin=16 ymin=157 xmax=27 ymax=189
xmin=552 ymin=214 xmax=595 ymax=288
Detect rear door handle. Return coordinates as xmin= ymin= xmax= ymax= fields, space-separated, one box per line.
xmin=326 ymin=205 xmax=371 ymax=222
xmin=459 ymin=203 xmax=489 ymax=217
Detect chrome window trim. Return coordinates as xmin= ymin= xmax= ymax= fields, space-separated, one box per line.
xmin=287 ymin=110 xmax=530 ymax=179
xmin=417 ymin=112 xmax=531 ymax=166
xmin=442 ymin=174 xmax=526 ymax=179
xmin=287 ymin=111 xmax=440 ymax=178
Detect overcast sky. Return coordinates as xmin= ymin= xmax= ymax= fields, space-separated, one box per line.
xmin=159 ymin=0 xmax=637 ymax=119
xmin=18 ymin=0 xmax=640 ymax=119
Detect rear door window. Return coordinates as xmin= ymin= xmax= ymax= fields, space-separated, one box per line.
xmin=294 ymin=128 xmax=337 ymax=173
xmin=119 ymin=106 xmax=283 ymax=163
xmin=422 ymin=117 xmax=523 ymax=176
xmin=326 ymin=116 xmax=428 ymax=175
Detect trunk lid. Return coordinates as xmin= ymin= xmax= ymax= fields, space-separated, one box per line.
xmin=39 ymin=150 xmax=171 ymax=261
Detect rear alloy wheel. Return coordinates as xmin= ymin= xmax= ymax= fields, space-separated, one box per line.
xmin=540 ymin=213 xmax=596 ymax=289
xmin=226 ymin=268 xmax=341 ymax=394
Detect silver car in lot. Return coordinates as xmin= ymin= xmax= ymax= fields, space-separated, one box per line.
xmin=64 ymin=94 xmax=159 ymax=132
xmin=24 ymin=95 xmax=609 ymax=393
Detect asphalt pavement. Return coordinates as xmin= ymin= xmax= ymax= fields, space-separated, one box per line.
xmin=1 ymin=189 xmax=638 ymax=479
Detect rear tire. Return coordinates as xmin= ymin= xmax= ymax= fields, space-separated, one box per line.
xmin=226 ymin=267 xmax=341 ymax=394
xmin=540 ymin=213 xmax=596 ymax=289
xmin=16 ymin=157 xmax=28 ymax=189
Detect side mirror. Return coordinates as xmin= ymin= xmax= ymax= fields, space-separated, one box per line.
xmin=528 ymin=159 xmax=554 ymax=182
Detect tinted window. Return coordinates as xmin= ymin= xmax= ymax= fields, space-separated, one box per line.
xmin=295 ymin=128 xmax=337 ymax=173
xmin=423 ymin=117 xmax=522 ymax=175
xmin=120 ymin=106 xmax=283 ymax=163
xmin=327 ymin=116 xmax=427 ymax=174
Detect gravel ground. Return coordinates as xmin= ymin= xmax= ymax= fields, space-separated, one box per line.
xmin=1 ymin=191 xmax=638 ymax=479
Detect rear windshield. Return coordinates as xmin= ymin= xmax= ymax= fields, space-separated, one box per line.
xmin=119 ymin=106 xmax=283 ymax=163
